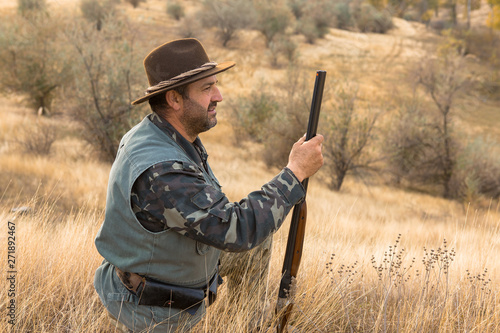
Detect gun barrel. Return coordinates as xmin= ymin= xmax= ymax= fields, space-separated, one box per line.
xmin=305 ymin=70 xmax=326 ymax=141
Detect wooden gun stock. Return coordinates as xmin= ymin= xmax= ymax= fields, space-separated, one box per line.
xmin=276 ymin=70 xmax=326 ymax=333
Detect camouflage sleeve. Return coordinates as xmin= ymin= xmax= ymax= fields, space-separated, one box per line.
xmin=138 ymin=161 xmax=305 ymax=252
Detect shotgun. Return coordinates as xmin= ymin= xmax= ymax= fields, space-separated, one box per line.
xmin=276 ymin=70 xmax=326 ymax=333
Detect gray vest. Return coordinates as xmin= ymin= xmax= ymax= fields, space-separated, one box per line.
xmin=95 ymin=116 xmax=220 ymax=288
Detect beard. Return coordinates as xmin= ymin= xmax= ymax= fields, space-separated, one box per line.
xmin=180 ymin=97 xmax=218 ymax=138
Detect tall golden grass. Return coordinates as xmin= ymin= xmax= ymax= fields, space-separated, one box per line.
xmin=1 ymin=94 xmax=499 ymax=332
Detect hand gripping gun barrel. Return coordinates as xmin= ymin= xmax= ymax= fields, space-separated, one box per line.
xmin=275 ymin=70 xmax=326 ymax=333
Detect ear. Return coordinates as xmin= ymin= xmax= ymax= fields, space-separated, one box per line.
xmin=165 ymin=90 xmax=183 ymax=111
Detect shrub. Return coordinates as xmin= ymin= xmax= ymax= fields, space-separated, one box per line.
xmin=259 ymin=67 xmax=313 ymax=169
xmin=453 ymin=27 xmax=500 ymax=62
xmin=229 ymin=67 xmax=311 ymax=169
xmin=411 ymin=48 xmax=470 ymax=198
xmin=296 ymin=17 xmax=321 ymax=44
xmin=17 ymin=0 xmax=46 ymax=16
xmin=450 ymin=136 xmax=500 ymax=202
xmin=17 ymin=118 xmax=58 ymax=156
xmin=124 ymin=0 xmax=146 ymax=8
xmin=80 ymin=0 xmax=117 ymax=31
xmin=428 ymin=19 xmax=453 ymax=33
xmin=478 ymin=70 xmax=500 ymax=100
xmin=333 ymin=2 xmax=354 ymax=30
xmin=262 ymin=101 xmax=309 ymax=169
xmin=384 ymin=94 xmax=463 ymax=198
xmin=354 ymin=3 xmax=393 ymax=33
xmin=296 ymin=0 xmax=337 ymax=42
xmin=387 ymin=0 xmax=412 ymax=17
xmin=198 ymin=0 xmax=256 ymax=47
xmin=403 ymin=10 xmax=420 ymax=22
xmin=0 ymin=14 xmax=72 ymax=114
xmin=177 ymin=13 xmax=203 ymax=38
xmin=254 ymin=0 xmax=294 ymax=47
xmin=279 ymin=37 xmax=299 ymax=64
xmin=266 ymin=37 xmax=299 ymax=67
xmin=167 ymin=1 xmax=185 ymax=20
xmin=230 ymin=83 xmax=279 ymax=144
xmin=451 ymin=27 xmax=500 ymax=100
xmin=323 ymin=84 xmax=380 ymax=191
xmin=63 ymin=17 xmax=146 ymax=162
xmin=383 ymin=96 xmax=435 ymax=186
xmin=287 ymin=0 xmax=307 ymax=19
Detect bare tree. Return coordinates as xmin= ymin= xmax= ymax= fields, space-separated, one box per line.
xmin=384 ymin=95 xmax=433 ymax=186
xmin=63 ymin=16 xmax=147 ymax=162
xmin=323 ymin=84 xmax=380 ymax=191
xmin=414 ymin=50 xmax=470 ymax=198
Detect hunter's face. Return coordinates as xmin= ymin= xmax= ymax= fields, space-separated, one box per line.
xmin=180 ymin=75 xmax=222 ymax=138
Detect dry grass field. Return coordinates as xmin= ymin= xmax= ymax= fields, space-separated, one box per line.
xmin=1 ymin=0 xmax=499 ymax=332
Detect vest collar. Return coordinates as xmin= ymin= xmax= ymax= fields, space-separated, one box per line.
xmin=149 ymin=113 xmax=208 ymax=171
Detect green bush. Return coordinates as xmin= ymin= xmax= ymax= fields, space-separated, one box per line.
xmin=17 ymin=0 xmax=46 ymax=16
xmin=287 ymin=0 xmax=307 ymax=19
xmin=125 ymin=0 xmax=146 ymax=8
xmin=0 ymin=14 xmax=71 ymax=113
xmin=293 ymin=0 xmax=355 ymax=35
xmin=230 ymin=83 xmax=279 ymax=144
xmin=261 ymin=68 xmax=312 ymax=169
xmin=198 ymin=0 xmax=256 ymax=47
xmin=296 ymin=17 xmax=321 ymax=44
xmin=295 ymin=0 xmax=354 ymax=42
xmin=167 ymin=1 xmax=185 ymax=20
xmin=80 ymin=0 xmax=117 ymax=30
xmin=266 ymin=37 xmax=299 ymax=67
xmin=230 ymin=67 xmax=311 ymax=169
xmin=454 ymin=27 xmax=500 ymax=62
xmin=254 ymin=1 xmax=294 ymax=47
xmin=450 ymin=136 xmax=500 ymax=202
xmin=333 ymin=2 xmax=354 ymax=30
xmin=354 ymin=3 xmax=393 ymax=33
xmin=177 ymin=13 xmax=203 ymax=38
xmin=478 ymin=70 xmax=500 ymax=100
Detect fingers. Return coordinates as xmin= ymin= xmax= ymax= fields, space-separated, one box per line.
xmin=295 ymin=134 xmax=307 ymax=145
xmin=309 ymin=134 xmax=324 ymax=145
xmin=287 ymin=133 xmax=325 ymax=182
xmin=299 ymin=134 xmax=324 ymax=148
xmin=296 ymin=133 xmax=324 ymax=145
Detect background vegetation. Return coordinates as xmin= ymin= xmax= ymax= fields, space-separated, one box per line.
xmin=0 ymin=0 xmax=499 ymax=331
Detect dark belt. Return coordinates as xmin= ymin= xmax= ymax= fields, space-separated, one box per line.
xmin=115 ymin=267 xmax=221 ymax=311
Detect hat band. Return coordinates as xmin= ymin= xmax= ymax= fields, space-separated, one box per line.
xmin=145 ymin=62 xmax=218 ymax=95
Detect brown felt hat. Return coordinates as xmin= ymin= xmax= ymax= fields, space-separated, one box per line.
xmin=132 ymin=38 xmax=235 ymax=105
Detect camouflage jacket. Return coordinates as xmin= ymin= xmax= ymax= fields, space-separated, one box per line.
xmin=130 ymin=113 xmax=305 ymax=252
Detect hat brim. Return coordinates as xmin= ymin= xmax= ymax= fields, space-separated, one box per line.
xmin=131 ymin=61 xmax=235 ymax=105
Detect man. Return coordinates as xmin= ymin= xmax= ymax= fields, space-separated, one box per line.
xmin=93 ymin=38 xmax=324 ymax=332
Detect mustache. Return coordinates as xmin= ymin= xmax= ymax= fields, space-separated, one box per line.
xmin=208 ymin=102 xmax=217 ymax=109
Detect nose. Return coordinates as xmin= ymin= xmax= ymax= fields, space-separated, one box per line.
xmin=212 ymin=86 xmax=223 ymax=102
